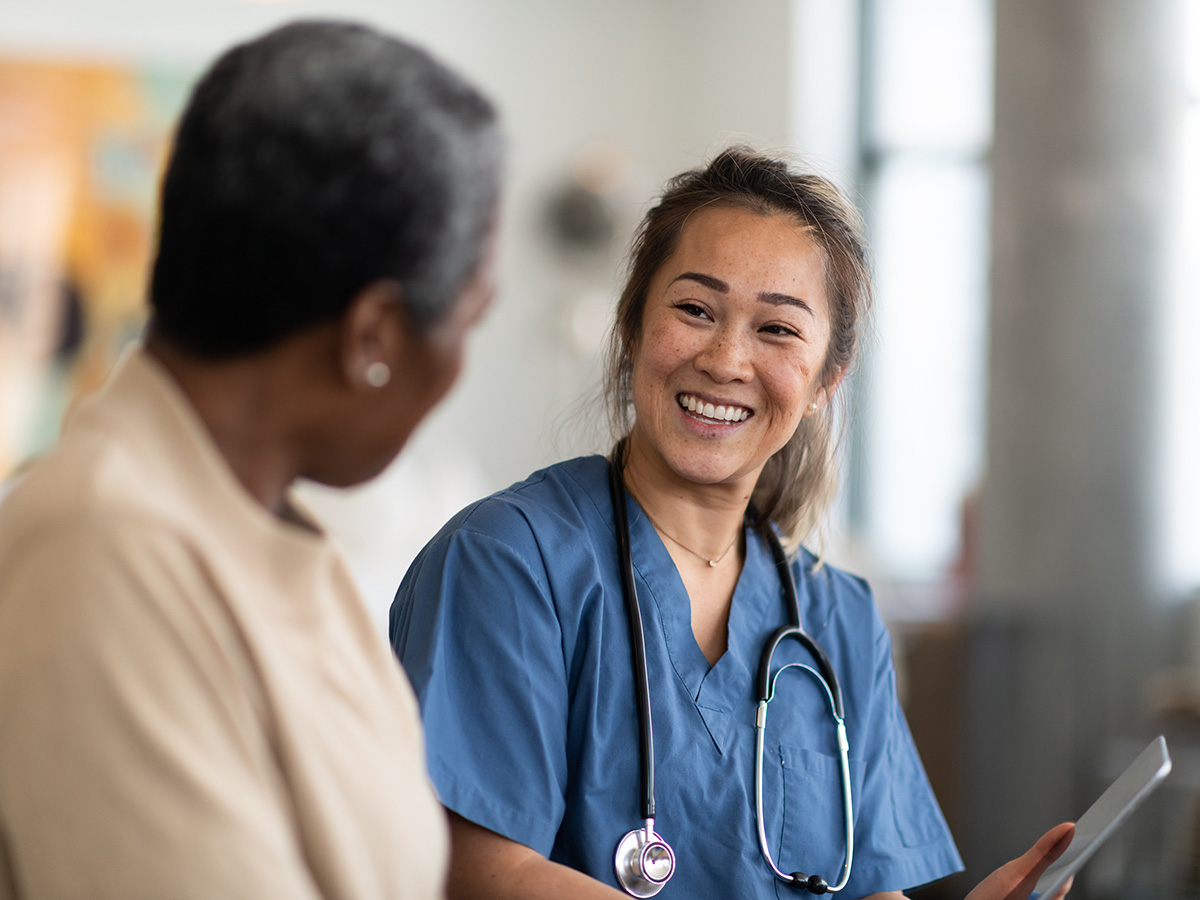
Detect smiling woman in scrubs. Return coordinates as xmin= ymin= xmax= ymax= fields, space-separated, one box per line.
xmin=391 ymin=149 xmax=1073 ymax=900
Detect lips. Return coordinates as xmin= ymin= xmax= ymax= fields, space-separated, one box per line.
xmin=677 ymin=392 xmax=751 ymax=424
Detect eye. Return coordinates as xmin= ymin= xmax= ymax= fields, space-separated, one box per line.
xmin=760 ymin=322 xmax=801 ymax=338
xmin=675 ymin=302 xmax=711 ymax=320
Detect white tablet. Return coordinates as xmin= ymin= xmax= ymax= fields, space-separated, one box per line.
xmin=1032 ymin=735 xmax=1172 ymax=898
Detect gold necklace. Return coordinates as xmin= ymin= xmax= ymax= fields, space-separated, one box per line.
xmin=613 ymin=436 xmax=741 ymax=568
xmin=643 ymin=511 xmax=741 ymax=568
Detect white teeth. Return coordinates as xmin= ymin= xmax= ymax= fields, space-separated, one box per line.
xmin=678 ymin=394 xmax=749 ymax=423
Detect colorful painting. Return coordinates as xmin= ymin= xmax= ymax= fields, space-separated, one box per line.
xmin=0 ymin=59 xmax=192 ymax=479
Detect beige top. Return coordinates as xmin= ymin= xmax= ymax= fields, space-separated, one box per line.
xmin=0 ymin=350 xmax=448 ymax=899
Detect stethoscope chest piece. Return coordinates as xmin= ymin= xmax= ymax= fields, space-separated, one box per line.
xmin=614 ymin=821 xmax=675 ymax=898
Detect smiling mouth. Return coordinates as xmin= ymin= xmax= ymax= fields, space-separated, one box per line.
xmin=677 ymin=393 xmax=752 ymax=424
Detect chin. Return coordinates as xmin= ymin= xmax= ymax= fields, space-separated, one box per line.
xmin=353 ymin=454 xmax=403 ymax=487
xmin=310 ymin=449 xmax=403 ymax=491
xmin=667 ymin=456 xmax=752 ymax=488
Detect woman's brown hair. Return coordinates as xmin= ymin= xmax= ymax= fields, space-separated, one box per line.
xmin=604 ymin=147 xmax=872 ymax=546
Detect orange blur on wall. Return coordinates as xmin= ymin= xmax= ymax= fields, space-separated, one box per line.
xmin=0 ymin=59 xmax=190 ymax=478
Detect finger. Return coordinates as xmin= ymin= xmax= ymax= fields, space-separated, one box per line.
xmin=1010 ymin=823 xmax=1075 ymax=897
xmin=963 ymin=822 xmax=1078 ymax=900
xmin=1024 ymin=822 xmax=1075 ymax=873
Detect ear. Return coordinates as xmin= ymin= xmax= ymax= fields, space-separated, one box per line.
xmin=339 ymin=279 xmax=408 ymax=390
xmin=807 ymin=364 xmax=847 ymax=416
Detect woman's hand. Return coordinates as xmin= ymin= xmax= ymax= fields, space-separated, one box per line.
xmin=964 ymin=822 xmax=1076 ymax=900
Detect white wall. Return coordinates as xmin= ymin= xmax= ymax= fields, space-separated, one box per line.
xmin=0 ymin=0 xmax=794 ymax=630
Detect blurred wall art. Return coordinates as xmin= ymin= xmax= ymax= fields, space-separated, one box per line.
xmin=0 ymin=59 xmax=191 ymax=480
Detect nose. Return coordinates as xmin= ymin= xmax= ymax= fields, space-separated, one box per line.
xmin=694 ymin=326 xmax=753 ymax=383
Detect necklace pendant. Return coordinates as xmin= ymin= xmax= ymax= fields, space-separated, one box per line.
xmin=708 ymin=559 xmax=717 ymax=567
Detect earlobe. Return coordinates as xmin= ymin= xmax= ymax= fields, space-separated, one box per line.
xmin=341 ymin=279 xmax=406 ymax=390
xmin=805 ymin=366 xmax=847 ymax=417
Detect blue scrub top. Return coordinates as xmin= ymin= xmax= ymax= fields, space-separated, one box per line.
xmin=391 ymin=456 xmax=962 ymax=899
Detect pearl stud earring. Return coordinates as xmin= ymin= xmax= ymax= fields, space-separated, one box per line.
xmin=365 ymin=361 xmax=392 ymax=388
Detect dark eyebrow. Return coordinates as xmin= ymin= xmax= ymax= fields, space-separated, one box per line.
xmin=671 ymin=272 xmax=728 ymax=292
xmin=758 ymin=291 xmax=814 ymax=317
xmin=670 ymin=272 xmax=814 ymax=317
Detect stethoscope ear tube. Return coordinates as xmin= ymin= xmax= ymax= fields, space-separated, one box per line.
xmin=755 ymin=523 xmax=854 ymax=893
xmin=757 ymin=625 xmax=796 ymax=701
xmin=755 ymin=643 xmax=855 ymax=893
xmin=759 ymin=525 xmax=846 ymax=720
xmin=757 ymin=625 xmax=846 ymax=721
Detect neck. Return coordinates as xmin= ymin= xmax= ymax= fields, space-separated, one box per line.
xmin=145 ymin=332 xmax=324 ymax=516
xmin=619 ymin=431 xmax=754 ymax=567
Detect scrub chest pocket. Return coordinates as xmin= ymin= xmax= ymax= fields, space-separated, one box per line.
xmin=776 ymin=744 xmax=866 ymax=897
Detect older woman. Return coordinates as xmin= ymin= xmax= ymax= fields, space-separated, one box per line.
xmin=391 ymin=149 xmax=1073 ymax=900
xmin=0 ymin=21 xmax=501 ymax=900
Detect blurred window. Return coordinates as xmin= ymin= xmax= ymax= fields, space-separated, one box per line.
xmin=852 ymin=0 xmax=993 ymax=581
xmin=1164 ymin=0 xmax=1200 ymax=590
xmin=803 ymin=1 xmax=1197 ymax=596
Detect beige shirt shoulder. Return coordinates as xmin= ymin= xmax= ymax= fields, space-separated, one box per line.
xmin=0 ymin=350 xmax=448 ymax=900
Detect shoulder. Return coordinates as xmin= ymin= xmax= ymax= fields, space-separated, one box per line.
xmin=0 ymin=356 xmax=216 ymax=566
xmin=790 ymin=547 xmax=886 ymax=641
xmin=0 ymin=430 xmax=164 ymax=574
xmin=394 ymin=456 xmax=615 ymax=647
xmin=0 ymin=452 xmax=225 ymax=648
xmin=397 ymin=455 xmax=612 ymax=610
xmin=427 ymin=455 xmax=612 ymax=559
xmin=0 ymin=386 xmax=298 ymax=647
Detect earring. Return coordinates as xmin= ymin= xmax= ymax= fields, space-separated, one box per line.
xmin=365 ymin=361 xmax=392 ymax=388
xmin=809 ymin=402 xmax=819 ymax=412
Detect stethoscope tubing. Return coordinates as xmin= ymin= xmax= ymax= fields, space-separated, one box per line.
xmin=754 ymin=661 xmax=855 ymax=892
xmin=759 ymin=514 xmax=855 ymax=894
xmin=608 ymin=448 xmax=657 ymax=821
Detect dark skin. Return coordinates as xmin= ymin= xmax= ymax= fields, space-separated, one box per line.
xmin=145 ymin=270 xmax=494 ymax=519
xmin=145 ymin=324 xmax=349 ymax=518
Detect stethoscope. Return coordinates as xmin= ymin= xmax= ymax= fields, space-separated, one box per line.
xmin=607 ymin=443 xmax=855 ymax=897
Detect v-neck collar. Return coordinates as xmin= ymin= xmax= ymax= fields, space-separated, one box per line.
xmin=624 ymin=498 xmax=780 ymax=755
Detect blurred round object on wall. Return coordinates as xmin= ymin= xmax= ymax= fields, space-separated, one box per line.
xmin=540 ymin=141 xmax=632 ymax=261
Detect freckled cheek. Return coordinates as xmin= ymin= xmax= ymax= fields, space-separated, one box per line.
xmin=636 ymin=331 xmax=693 ymax=383
xmin=765 ymin=363 xmax=818 ymax=424
xmin=629 ymin=359 xmax=668 ymax=425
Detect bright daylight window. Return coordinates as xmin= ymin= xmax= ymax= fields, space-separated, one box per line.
xmin=854 ymin=0 xmax=1198 ymax=597
xmin=1164 ymin=0 xmax=1200 ymax=591
xmin=853 ymin=0 xmax=993 ymax=589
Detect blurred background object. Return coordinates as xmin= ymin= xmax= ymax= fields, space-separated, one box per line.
xmin=0 ymin=59 xmax=189 ymax=476
xmin=1 ymin=1 xmax=1198 ymax=896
